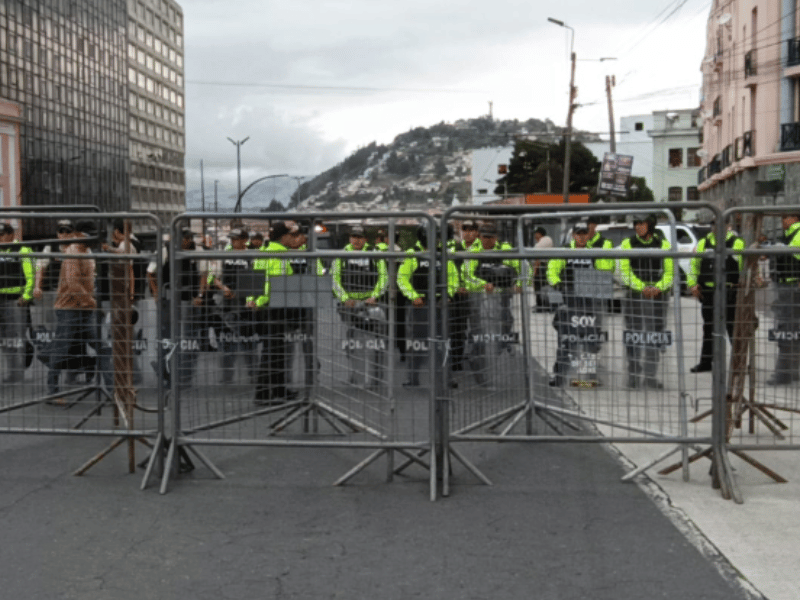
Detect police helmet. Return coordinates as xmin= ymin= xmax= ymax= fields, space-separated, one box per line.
xmin=632 ymin=213 xmax=657 ymax=234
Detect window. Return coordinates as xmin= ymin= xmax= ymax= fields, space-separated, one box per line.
xmin=687 ymin=148 xmax=702 ymax=167
xmin=668 ymin=148 xmax=683 ymax=168
xmin=668 ymin=187 xmax=682 ymax=201
xmin=675 ymin=227 xmax=693 ymax=244
xmin=635 ymin=122 xmax=644 ymax=131
xmin=687 ymin=186 xmax=699 ymax=201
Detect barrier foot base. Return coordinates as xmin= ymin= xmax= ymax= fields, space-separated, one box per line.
xmin=333 ymin=449 xmax=387 ymax=486
xmin=72 ymin=436 xmax=150 ymax=477
xmin=448 ymin=446 xmax=492 ymax=487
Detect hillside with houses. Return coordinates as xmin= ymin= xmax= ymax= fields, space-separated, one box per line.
xmin=289 ymin=116 xmax=601 ymax=213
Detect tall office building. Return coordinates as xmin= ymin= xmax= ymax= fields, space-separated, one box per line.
xmin=127 ymin=0 xmax=184 ymax=225
xmin=0 ymin=0 xmax=130 ymax=234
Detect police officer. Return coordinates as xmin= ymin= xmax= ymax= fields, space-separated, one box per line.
xmin=147 ymin=229 xmax=206 ymax=386
xmin=331 ymin=224 xmax=389 ymax=385
xmin=249 ymin=231 xmax=265 ymax=250
xmin=586 ymin=215 xmax=614 ymax=253
xmin=211 ymin=228 xmax=252 ymax=384
xmin=248 ymin=221 xmax=303 ymax=404
xmin=546 ymin=219 xmax=613 ymax=387
xmin=463 ymin=222 xmax=521 ymax=351
xmin=618 ymin=214 xmax=674 ymax=389
xmin=448 ymin=220 xmax=478 ymax=372
xmin=767 ymin=211 xmax=800 ymax=385
xmin=687 ymin=220 xmax=744 ymax=373
xmin=397 ymin=224 xmax=458 ymax=387
xmin=284 ymin=223 xmax=325 ymax=388
xmin=0 ymin=222 xmax=34 ymax=383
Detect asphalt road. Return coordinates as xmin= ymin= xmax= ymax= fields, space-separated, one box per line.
xmin=0 ymin=432 xmax=755 ymax=600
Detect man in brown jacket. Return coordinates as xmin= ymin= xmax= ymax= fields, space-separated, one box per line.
xmin=45 ymin=221 xmax=111 ymax=403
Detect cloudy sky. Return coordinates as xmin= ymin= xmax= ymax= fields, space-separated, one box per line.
xmin=183 ymin=0 xmax=710 ymax=208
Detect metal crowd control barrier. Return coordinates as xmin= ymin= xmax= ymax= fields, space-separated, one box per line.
xmin=0 ymin=211 xmax=164 ymax=479
xmin=161 ymin=212 xmax=443 ymax=498
xmin=440 ymin=203 xmax=730 ymax=497
xmin=704 ymin=206 xmax=800 ymax=503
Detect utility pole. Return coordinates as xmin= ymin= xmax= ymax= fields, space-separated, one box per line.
xmin=546 ymin=148 xmax=552 ymax=194
xmin=606 ymin=75 xmax=616 ymax=153
xmin=563 ymin=49 xmax=576 ymax=204
xmin=549 ymin=17 xmax=575 ymax=205
xmin=200 ymin=159 xmax=206 ymax=235
xmin=227 ymin=136 xmax=249 ymax=214
xmin=214 ymin=179 xmax=219 ymax=248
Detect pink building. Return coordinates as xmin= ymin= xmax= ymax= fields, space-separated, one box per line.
xmin=0 ymin=99 xmax=22 ymax=213
xmin=698 ymin=1 xmax=799 ymax=207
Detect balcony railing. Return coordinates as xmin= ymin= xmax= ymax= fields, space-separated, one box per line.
xmin=709 ymin=155 xmax=722 ymax=175
xmin=781 ymin=122 xmax=800 ymax=152
xmin=788 ymin=38 xmax=800 ymax=67
xmin=742 ymin=130 xmax=754 ymax=157
xmin=713 ymin=97 xmax=722 ymax=119
xmin=745 ymin=50 xmax=757 ymax=77
xmin=721 ymin=145 xmax=732 ymax=169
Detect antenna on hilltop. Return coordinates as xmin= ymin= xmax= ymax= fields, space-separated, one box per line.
xmin=488 ymin=101 xmax=493 ymax=120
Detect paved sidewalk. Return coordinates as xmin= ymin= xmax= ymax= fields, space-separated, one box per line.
xmin=529 ymin=290 xmax=798 ymax=600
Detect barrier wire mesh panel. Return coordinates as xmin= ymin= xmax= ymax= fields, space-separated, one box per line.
xmin=443 ymin=209 xmax=714 ymax=454
xmin=0 ymin=214 xmax=161 ymax=448
xmin=723 ymin=209 xmax=800 ymax=459
xmin=169 ymin=214 xmax=438 ymax=491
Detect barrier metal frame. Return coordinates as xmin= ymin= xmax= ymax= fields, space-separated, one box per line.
xmin=0 ymin=210 xmax=165 ymax=480
xmin=440 ymin=202 xmax=731 ymax=497
xmin=159 ymin=212 xmax=442 ymax=499
xmin=704 ymin=206 xmax=800 ymax=503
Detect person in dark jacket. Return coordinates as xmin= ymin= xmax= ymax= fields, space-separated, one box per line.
xmin=767 ymin=211 xmax=800 ymax=385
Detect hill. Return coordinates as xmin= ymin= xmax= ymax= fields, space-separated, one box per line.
xmin=290 ymin=115 xmax=601 ymax=213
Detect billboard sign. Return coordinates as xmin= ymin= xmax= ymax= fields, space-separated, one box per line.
xmin=598 ymin=152 xmax=634 ymax=197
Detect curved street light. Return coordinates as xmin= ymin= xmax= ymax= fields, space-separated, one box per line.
xmin=234 ymin=173 xmax=289 ymax=213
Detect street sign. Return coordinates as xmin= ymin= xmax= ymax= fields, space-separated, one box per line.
xmin=766 ymin=164 xmax=785 ymax=181
xmin=597 ymin=152 xmax=634 ymax=197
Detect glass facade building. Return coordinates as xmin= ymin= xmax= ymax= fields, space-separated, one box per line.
xmin=0 ymin=0 xmax=185 ymax=234
xmin=0 ymin=0 xmax=130 ymax=235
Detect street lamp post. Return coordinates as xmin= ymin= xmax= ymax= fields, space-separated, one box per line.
xmin=548 ymin=17 xmax=575 ymax=205
xmin=235 ymin=173 xmax=289 ymax=214
xmin=227 ymin=136 xmax=249 ymax=213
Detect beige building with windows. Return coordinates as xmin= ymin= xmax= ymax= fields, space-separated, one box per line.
xmin=649 ymin=109 xmax=704 ymax=214
xmin=127 ymin=0 xmax=185 ymax=226
xmin=698 ymin=0 xmax=798 ymax=210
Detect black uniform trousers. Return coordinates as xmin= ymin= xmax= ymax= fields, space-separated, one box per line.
xmin=698 ymin=285 xmax=737 ymax=366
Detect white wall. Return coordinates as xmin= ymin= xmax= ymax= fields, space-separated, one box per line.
xmin=470 ymin=146 xmax=513 ymax=204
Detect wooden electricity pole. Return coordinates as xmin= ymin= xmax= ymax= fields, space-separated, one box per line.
xmin=606 ymin=75 xmax=616 ymax=153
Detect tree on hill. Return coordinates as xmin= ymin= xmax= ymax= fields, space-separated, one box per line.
xmin=259 ymin=198 xmax=286 ymax=213
xmin=434 ymin=157 xmax=448 ymax=177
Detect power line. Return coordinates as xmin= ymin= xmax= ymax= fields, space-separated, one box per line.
xmin=186 ymin=80 xmax=487 ymax=95
xmin=615 ymin=0 xmax=693 ymax=58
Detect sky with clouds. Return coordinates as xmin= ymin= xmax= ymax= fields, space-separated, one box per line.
xmin=183 ymin=0 xmax=711 ymax=208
